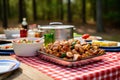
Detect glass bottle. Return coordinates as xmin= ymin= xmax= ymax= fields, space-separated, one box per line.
xmin=20 ymin=18 xmax=28 ymax=37
xmin=21 ymin=18 xmax=28 ymax=30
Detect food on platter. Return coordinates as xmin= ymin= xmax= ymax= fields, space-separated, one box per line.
xmin=39 ymin=39 xmax=105 ymax=61
xmin=92 ymin=40 xmax=118 ymax=47
xmin=82 ymin=34 xmax=102 ymax=41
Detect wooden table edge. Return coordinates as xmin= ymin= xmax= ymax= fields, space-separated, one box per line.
xmin=0 ymin=56 xmax=54 ymax=80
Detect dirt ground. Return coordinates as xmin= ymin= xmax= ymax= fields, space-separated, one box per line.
xmin=0 ymin=20 xmax=120 ymax=41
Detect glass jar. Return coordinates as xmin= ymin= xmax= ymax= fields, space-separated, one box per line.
xmin=35 ymin=30 xmax=44 ymax=38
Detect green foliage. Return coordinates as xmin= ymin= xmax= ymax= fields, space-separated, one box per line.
xmin=71 ymin=0 xmax=82 ymax=20
xmin=103 ymin=11 xmax=120 ymax=26
xmin=25 ymin=0 xmax=33 ymax=21
xmin=9 ymin=0 xmax=18 ymax=18
xmin=1 ymin=0 xmax=120 ymax=25
xmin=102 ymin=0 xmax=120 ymax=25
xmin=86 ymin=0 xmax=93 ymax=20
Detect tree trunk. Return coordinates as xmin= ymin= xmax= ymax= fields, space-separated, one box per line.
xmin=82 ymin=0 xmax=86 ymax=24
xmin=0 ymin=0 xmax=2 ymax=20
xmin=60 ymin=0 xmax=63 ymax=20
xmin=2 ymin=0 xmax=8 ymax=28
xmin=96 ymin=0 xmax=104 ymax=32
xmin=32 ymin=0 xmax=37 ymax=21
xmin=67 ymin=0 xmax=72 ymax=22
xmin=92 ymin=0 xmax=96 ymax=21
xmin=6 ymin=0 xmax=10 ymax=17
xmin=23 ymin=0 xmax=27 ymax=18
xmin=18 ymin=0 xmax=26 ymax=23
xmin=18 ymin=0 xmax=23 ymax=23
xmin=56 ymin=0 xmax=60 ymax=19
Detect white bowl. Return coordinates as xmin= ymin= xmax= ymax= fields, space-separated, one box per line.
xmin=4 ymin=30 xmax=20 ymax=39
xmin=12 ymin=38 xmax=43 ymax=56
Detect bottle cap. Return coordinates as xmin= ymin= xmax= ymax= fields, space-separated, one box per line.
xmin=23 ymin=18 xmax=26 ymax=21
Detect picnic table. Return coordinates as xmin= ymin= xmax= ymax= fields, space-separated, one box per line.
xmin=0 ymin=52 xmax=120 ymax=80
xmin=0 ymin=34 xmax=120 ymax=80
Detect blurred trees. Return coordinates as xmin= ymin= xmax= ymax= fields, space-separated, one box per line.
xmin=18 ymin=0 xmax=23 ymax=23
xmin=0 ymin=0 xmax=120 ymax=30
xmin=67 ymin=0 xmax=72 ymax=22
xmin=2 ymin=0 xmax=8 ymax=28
xmin=96 ymin=0 xmax=104 ymax=32
xmin=103 ymin=0 xmax=120 ymax=27
xmin=32 ymin=0 xmax=37 ymax=21
xmin=82 ymin=0 xmax=86 ymax=24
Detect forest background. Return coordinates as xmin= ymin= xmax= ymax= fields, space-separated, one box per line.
xmin=0 ymin=0 xmax=120 ymax=41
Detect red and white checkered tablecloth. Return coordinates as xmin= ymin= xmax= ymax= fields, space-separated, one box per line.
xmin=15 ymin=52 xmax=120 ymax=80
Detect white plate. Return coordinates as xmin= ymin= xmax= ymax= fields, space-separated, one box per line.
xmin=0 ymin=43 xmax=14 ymax=55
xmin=0 ymin=60 xmax=20 ymax=74
xmin=0 ymin=43 xmax=13 ymax=50
xmin=85 ymin=36 xmax=103 ymax=42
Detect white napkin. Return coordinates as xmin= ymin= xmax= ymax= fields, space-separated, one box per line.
xmin=0 ymin=62 xmax=16 ymax=73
